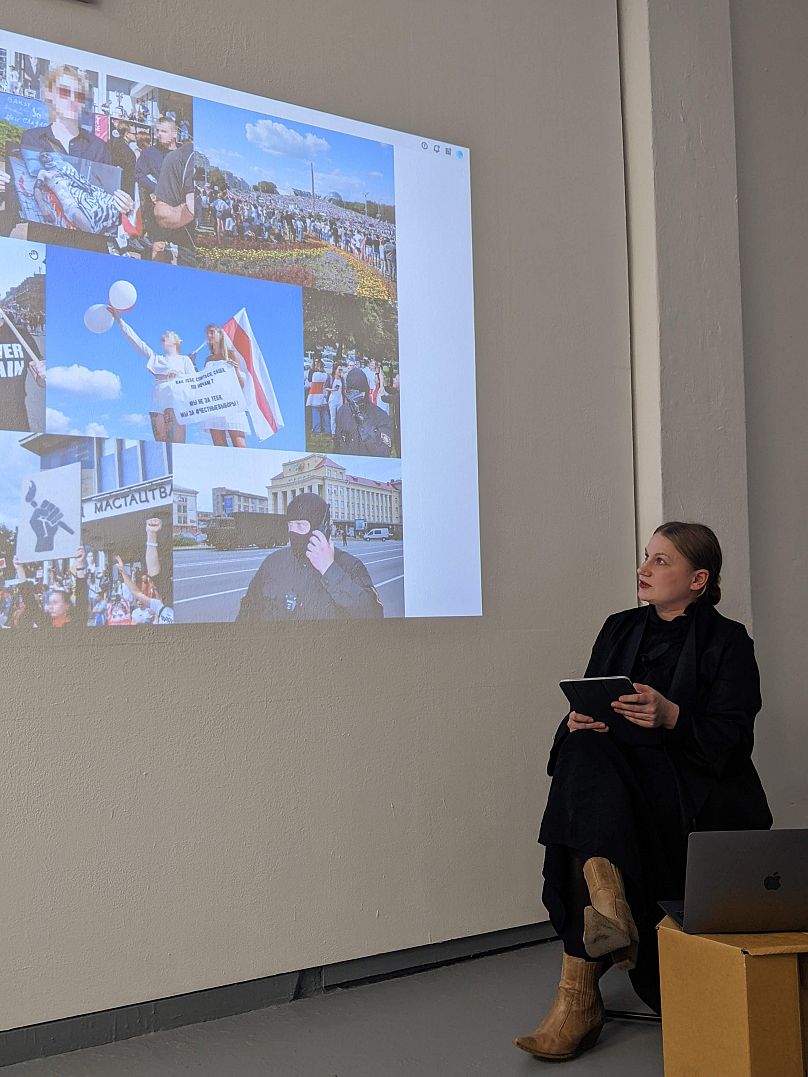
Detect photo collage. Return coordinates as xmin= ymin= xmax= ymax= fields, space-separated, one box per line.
xmin=0 ymin=33 xmax=403 ymax=631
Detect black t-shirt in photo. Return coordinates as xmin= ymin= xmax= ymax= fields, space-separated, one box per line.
xmin=0 ymin=321 xmax=39 ymax=431
xmin=155 ymin=141 xmax=197 ymax=266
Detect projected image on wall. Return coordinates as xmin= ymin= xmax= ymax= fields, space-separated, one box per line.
xmin=0 ymin=236 xmax=45 ymax=434
xmin=303 ymin=290 xmax=399 ymax=458
xmin=0 ymin=429 xmax=173 ymax=628
xmin=194 ymin=98 xmax=396 ymax=300
xmin=0 ymin=26 xmax=481 ymax=627
xmin=45 ymin=246 xmax=303 ymax=450
xmin=0 ymin=47 xmax=194 ymax=264
xmin=173 ymin=444 xmax=402 ymax=622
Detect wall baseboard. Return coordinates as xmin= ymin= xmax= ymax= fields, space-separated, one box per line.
xmin=0 ymin=922 xmax=556 ymax=1068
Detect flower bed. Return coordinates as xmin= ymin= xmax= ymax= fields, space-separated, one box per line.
xmin=196 ymin=238 xmax=396 ymax=300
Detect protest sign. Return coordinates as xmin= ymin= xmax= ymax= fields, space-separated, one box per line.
xmin=168 ymin=361 xmax=247 ymax=425
xmin=15 ymin=462 xmax=81 ymax=562
xmin=0 ymin=90 xmax=48 ymax=130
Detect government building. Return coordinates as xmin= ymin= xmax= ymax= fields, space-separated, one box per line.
xmin=267 ymin=455 xmax=402 ymax=536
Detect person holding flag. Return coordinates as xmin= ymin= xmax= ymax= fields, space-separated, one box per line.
xmin=220 ymin=307 xmax=285 ymax=443
xmin=198 ymin=324 xmax=249 ymax=448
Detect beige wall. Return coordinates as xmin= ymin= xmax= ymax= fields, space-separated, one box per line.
xmin=0 ymin=0 xmax=636 ymax=1029
xmin=731 ymin=1 xmax=808 ymax=827
xmin=620 ymin=0 xmax=753 ymax=626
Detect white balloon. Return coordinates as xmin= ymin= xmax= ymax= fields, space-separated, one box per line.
xmin=84 ymin=304 xmax=114 ymax=334
xmin=108 ymin=280 xmax=137 ymax=311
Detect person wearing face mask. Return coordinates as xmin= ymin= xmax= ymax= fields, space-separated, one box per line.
xmin=513 ymin=522 xmax=771 ymax=1063
xmin=236 ymin=492 xmax=383 ymax=622
xmin=333 ymin=366 xmax=394 ymax=457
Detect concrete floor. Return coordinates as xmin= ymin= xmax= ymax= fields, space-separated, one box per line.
xmin=3 ymin=941 xmax=663 ymax=1076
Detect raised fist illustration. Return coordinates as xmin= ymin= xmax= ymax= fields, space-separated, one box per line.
xmin=30 ymin=499 xmax=75 ymax=553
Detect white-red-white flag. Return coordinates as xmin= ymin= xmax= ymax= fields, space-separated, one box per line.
xmin=120 ymin=183 xmax=143 ymax=237
xmin=222 ymin=308 xmax=284 ymax=440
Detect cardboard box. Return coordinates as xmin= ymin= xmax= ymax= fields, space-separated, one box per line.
xmin=657 ymin=916 xmax=808 ymax=1076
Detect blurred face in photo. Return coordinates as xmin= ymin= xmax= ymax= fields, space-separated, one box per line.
xmin=45 ymin=69 xmax=89 ymax=126
xmin=46 ymin=590 xmax=71 ymax=619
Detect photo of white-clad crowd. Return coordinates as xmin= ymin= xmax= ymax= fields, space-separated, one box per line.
xmin=194 ymin=97 xmax=396 ymax=300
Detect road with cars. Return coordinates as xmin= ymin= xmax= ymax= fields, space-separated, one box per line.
xmin=174 ymin=538 xmax=404 ymax=622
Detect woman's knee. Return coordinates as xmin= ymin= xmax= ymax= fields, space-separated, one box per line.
xmin=559 ymin=730 xmax=612 ymax=762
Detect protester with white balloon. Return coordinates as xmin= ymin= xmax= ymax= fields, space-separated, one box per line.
xmin=83 ymin=281 xmax=137 ymax=334
xmin=108 ymin=280 xmax=138 ymax=312
xmin=83 ymin=304 xmax=115 ymax=334
xmin=102 ymin=281 xmax=196 ymax=442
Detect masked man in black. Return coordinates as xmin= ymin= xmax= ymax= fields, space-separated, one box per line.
xmin=236 ymin=492 xmax=383 ymax=622
xmin=333 ymin=366 xmax=394 ymax=457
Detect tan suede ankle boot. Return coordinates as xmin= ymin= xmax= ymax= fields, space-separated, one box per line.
xmin=513 ymin=952 xmax=606 ymax=1062
xmin=582 ymin=856 xmax=639 ymax=970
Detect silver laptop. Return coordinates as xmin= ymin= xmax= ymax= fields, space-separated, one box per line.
xmin=658 ymin=829 xmax=808 ymax=933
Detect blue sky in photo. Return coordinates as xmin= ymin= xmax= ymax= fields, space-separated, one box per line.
xmin=0 ymin=236 xmax=45 ymax=299
xmin=195 ymin=97 xmax=395 ymax=206
xmin=0 ymin=431 xmax=38 ymax=532
xmin=44 ymin=247 xmax=305 ymax=450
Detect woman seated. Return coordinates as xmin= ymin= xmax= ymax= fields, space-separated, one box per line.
xmin=514 ymin=521 xmax=771 ymax=1063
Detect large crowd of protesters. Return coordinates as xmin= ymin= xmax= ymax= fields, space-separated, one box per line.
xmin=0 ymin=296 xmax=44 ymax=337
xmin=1 ymin=521 xmax=172 ymax=628
xmin=196 ymin=185 xmax=397 ymax=280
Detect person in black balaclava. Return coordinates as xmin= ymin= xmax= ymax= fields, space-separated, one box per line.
xmin=236 ymin=492 xmax=383 ymax=622
xmin=333 ymin=366 xmax=394 ymax=457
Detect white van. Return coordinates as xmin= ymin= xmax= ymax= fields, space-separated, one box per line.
xmin=363 ymin=528 xmax=390 ymax=541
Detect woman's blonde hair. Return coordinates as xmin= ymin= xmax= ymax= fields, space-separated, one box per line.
xmin=206 ymin=325 xmax=232 ymax=361
xmin=163 ymin=330 xmax=182 ymax=349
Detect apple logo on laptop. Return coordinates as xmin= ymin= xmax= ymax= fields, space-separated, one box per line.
xmin=763 ymin=872 xmax=782 ymax=891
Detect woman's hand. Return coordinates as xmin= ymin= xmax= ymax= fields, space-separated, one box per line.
xmin=567 ymin=711 xmax=608 ymax=733
xmin=611 ymin=683 xmax=679 ymax=730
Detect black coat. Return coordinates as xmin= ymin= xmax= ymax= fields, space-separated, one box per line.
xmin=548 ymin=602 xmax=772 ymax=832
xmin=235 ymin=547 xmax=383 ymax=622
xmin=333 ymin=400 xmax=393 ymax=457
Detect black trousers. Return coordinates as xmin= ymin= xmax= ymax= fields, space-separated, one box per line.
xmin=538 ymin=731 xmax=688 ymax=1012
